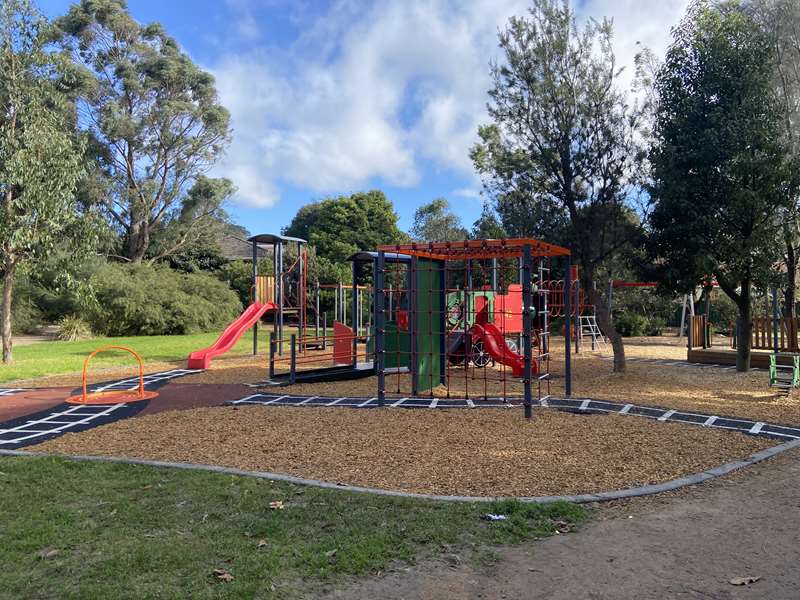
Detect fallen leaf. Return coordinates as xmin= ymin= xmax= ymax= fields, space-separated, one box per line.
xmin=269 ymin=501 xmax=284 ymax=510
xmin=257 ymin=539 xmax=268 ymax=549
xmin=729 ymin=576 xmax=761 ymax=586
xmin=36 ymin=548 xmax=59 ymax=560
xmin=213 ymin=569 xmax=234 ymax=583
xmin=324 ymin=548 xmax=338 ymax=558
xmin=108 ymin=509 xmax=117 ymax=517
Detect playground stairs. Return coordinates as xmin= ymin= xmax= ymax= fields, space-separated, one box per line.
xmin=579 ymin=315 xmax=607 ymax=352
xmin=769 ymin=354 xmax=800 ymax=396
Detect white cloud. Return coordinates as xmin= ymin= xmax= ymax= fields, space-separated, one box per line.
xmin=212 ymin=0 xmax=689 ymax=208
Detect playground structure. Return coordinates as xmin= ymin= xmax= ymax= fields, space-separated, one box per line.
xmin=184 ymin=233 xmax=668 ymax=415
xmin=372 ymin=238 xmax=573 ymax=417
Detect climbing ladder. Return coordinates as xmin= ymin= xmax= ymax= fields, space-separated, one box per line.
xmin=579 ymin=315 xmax=607 ymax=351
xmin=769 ymin=355 xmax=800 ymax=395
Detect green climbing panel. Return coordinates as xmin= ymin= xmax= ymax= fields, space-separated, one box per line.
xmin=414 ymin=258 xmax=443 ymax=393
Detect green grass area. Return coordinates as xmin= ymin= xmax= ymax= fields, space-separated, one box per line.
xmin=0 ymin=324 xmax=330 ymax=384
xmin=0 ymin=456 xmax=586 ymax=599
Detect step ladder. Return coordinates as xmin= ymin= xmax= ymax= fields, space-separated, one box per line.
xmin=579 ymin=315 xmax=607 ymax=352
xmin=769 ymin=355 xmax=800 ymax=395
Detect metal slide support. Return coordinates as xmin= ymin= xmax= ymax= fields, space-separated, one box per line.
xmin=522 ymin=245 xmax=533 ymax=419
xmin=376 ymin=251 xmax=386 ymax=407
xmin=252 ymin=239 xmax=258 ymax=355
xmin=564 ymin=253 xmax=573 ymax=397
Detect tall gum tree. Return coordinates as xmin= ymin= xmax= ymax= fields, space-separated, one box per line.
xmin=471 ymin=0 xmax=642 ymax=372
xmin=648 ymin=1 xmax=795 ymax=371
xmin=53 ymin=0 xmax=231 ymax=263
xmin=0 ymin=0 xmax=87 ymax=363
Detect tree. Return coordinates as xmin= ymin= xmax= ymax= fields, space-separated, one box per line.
xmin=471 ymin=202 xmax=506 ymax=239
xmin=410 ymin=198 xmax=468 ymax=242
xmin=648 ymin=1 xmax=794 ymax=371
xmin=750 ymin=0 xmax=800 ymax=316
xmin=471 ymin=0 xmax=641 ymax=372
xmin=283 ymin=191 xmax=408 ymax=267
xmin=149 ymin=176 xmax=235 ymax=269
xmin=0 ymin=0 xmax=87 ymax=362
xmin=53 ymin=0 xmax=231 ymax=263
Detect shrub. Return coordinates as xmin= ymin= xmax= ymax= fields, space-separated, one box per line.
xmin=88 ymin=263 xmax=242 ymax=336
xmin=613 ymin=311 xmax=648 ymax=337
xmin=11 ymin=296 xmax=43 ymax=334
xmin=645 ymin=317 xmax=665 ymax=336
xmin=57 ymin=315 xmax=93 ymax=341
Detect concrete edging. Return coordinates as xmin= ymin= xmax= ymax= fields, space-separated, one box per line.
xmin=3 ymin=438 xmax=799 ymax=504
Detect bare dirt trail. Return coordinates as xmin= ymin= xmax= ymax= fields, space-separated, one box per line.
xmin=318 ymin=449 xmax=800 ymax=600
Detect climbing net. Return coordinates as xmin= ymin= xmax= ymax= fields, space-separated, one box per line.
xmin=374 ymin=239 xmax=571 ymax=417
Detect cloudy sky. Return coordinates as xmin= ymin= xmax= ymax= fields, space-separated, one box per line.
xmin=39 ymin=0 xmax=690 ymax=234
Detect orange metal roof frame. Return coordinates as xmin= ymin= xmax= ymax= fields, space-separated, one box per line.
xmin=377 ymin=238 xmax=570 ymax=260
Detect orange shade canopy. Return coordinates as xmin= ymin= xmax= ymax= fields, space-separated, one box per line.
xmin=377 ymin=238 xmax=570 ymax=261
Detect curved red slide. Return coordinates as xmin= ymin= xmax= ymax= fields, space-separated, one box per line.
xmin=187 ymin=302 xmax=277 ymax=370
xmin=470 ymin=322 xmax=536 ymax=378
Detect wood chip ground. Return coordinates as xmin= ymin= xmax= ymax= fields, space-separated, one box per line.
xmin=34 ymin=406 xmax=772 ymax=498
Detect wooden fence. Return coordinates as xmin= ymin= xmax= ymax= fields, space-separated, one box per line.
xmin=750 ymin=317 xmax=799 ymax=352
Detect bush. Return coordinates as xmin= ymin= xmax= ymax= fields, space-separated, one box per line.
xmin=614 ymin=311 xmax=649 ymax=337
xmin=645 ymin=317 xmax=665 ymax=336
xmin=88 ymin=263 xmax=242 ymax=336
xmin=11 ymin=296 xmax=43 ymax=334
xmin=57 ymin=315 xmax=93 ymax=341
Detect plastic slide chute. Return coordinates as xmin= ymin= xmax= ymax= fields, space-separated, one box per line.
xmin=469 ymin=322 xmax=536 ymax=378
xmin=187 ymin=302 xmax=277 ymax=370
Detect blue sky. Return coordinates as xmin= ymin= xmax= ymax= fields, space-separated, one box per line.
xmin=37 ymin=0 xmax=689 ymax=236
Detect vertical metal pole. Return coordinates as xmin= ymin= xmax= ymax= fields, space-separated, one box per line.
xmin=376 ymin=251 xmax=386 ymax=407
xmin=298 ymin=241 xmax=304 ymax=342
xmin=269 ymin=332 xmax=275 ymax=379
xmin=352 ymin=261 xmax=358 ymax=367
xmin=322 ymin=313 xmax=327 ymax=351
xmin=410 ymin=256 xmax=419 ymax=396
xmin=678 ymin=295 xmax=687 ymax=339
xmin=315 ymin=281 xmax=320 ymax=340
xmin=574 ymin=276 xmax=581 ymax=354
xmin=273 ymin=241 xmax=279 ymax=340
xmin=439 ymin=259 xmax=447 ymax=385
xmin=522 ymin=245 xmax=533 ymax=418
xmin=278 ymin=243 xmax=284 ymax=356
xmin=491 ymin=257 xmax=498 ymax=290
xmin=289 ymin=334 xmax=296 ymax=385
xmin=564 ymin=254 xmax=572 ymax=397
xmin=252 ymin=240 xmax=258 ymax=355
xmin=773 ymin=288 xmax=780 ymax=353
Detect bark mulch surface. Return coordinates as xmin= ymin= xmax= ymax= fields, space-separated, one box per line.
xmin=33 ymin=406 xmax=773 ymax=498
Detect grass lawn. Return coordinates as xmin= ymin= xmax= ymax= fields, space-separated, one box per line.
xmin=0 ymin=456 xmax=586 ymax=599
xmin=0 ymin=325 xmax=324 ymax=384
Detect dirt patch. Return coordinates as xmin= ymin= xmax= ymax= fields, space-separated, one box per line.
xmin=33 ymin=406 xmax=772 ymax=497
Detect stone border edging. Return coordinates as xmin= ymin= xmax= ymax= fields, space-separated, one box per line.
xmin=3 ymin=439 xmax=799 ymax=504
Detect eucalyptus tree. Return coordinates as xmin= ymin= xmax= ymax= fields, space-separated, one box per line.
xmin=0 ymin=0 xmax=87 ymax=362
xmin=53 ymin=0 xmax=231 ymax=263
xmin=648 ymin=1 xmax=794 ymax=371
xmin=471 ymin=0 xmax=641 ymax=372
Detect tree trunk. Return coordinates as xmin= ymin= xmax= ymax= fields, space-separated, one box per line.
xmin=784 ymin=238 xmax=797 ymax=317
xmin=1 ymin=263 xmax=16 ymax=364
xmin=583 ymin=274 xmax=626 ymax=372
xmin=735 ymin=280 xmax=751 ymax=372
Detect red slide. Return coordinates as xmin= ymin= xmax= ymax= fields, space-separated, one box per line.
xmin=187 ymin=302 xmax=277 ymax=370
xmin=470 ymin=323 xmax=536 ymax=378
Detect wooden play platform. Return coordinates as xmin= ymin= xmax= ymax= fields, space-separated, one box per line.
xmin=687 ymin=315 xmax=800 ymax=368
